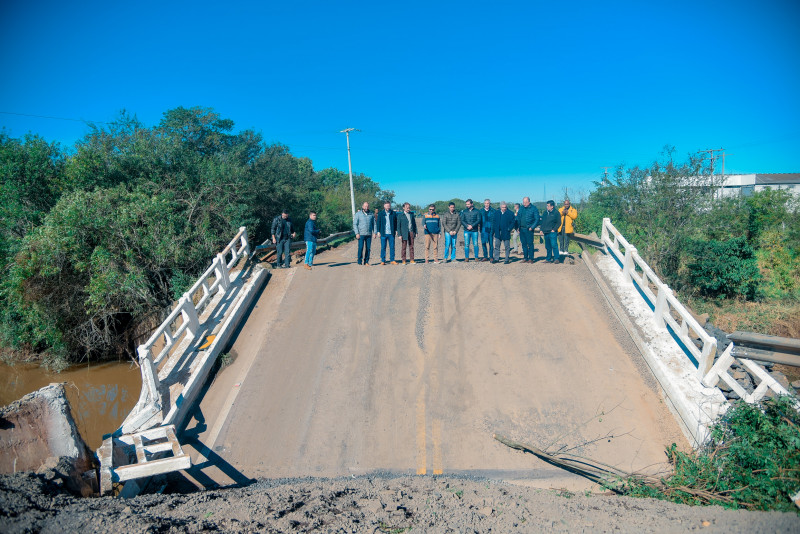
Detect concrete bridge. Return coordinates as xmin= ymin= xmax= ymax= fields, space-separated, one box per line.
xmin=98 ymin=219 xmax=794 ymax=496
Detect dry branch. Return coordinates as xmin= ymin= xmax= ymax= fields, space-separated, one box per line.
xmin=493 ymin=433 xmax=738 ymax=506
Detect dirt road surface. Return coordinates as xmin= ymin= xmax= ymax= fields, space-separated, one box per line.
xmin=182 ymin=233 xmax=686 ymax=491
xmin=3 ymin=472 xmax=798 ymax=533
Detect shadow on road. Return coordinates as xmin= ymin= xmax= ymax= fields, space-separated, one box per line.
xmin=179 ymin=402 xmax=255 ymax=490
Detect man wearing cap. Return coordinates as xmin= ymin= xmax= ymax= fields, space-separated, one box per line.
xmin=423 ymin=204 xmax=441 ymax=264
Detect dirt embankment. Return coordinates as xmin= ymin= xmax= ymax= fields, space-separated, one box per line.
xmin=2 ymin=472 xmax=799 ymax=533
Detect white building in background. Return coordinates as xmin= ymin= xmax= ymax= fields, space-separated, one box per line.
xmin=718 ymin=173 xmax=800 ymax=197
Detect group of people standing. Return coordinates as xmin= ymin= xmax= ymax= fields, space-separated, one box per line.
xmin=270 ymin=198 xmax=578 ymax=269
xmin=352 ymin=197 xmax=577 ymax=266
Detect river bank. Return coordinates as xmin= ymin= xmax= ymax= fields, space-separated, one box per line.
xmin=2 ymin=471 xmax=798 ymax=533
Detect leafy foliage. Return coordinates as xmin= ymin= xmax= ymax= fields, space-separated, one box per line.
xmin=0 ymin=107 xmax=388 ymax=367
xmin=579 ymin=149 xmax=800 ymax=304
xmin=624 ymin=396 xmax=800 ymax=513
xmin=683 ymin=237 xmax=761 ymax=300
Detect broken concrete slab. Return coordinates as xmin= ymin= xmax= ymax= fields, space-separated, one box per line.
xmin=0 ymin=383 xmax=95 ymax=495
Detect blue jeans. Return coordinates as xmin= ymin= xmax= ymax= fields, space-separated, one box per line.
xmin=444 ymin=232 xmax=457 ymax=260
xmin=481 ymin=229 xmax=494 ymax=259
xmin=464 ymin=231 xmax=479 ymax=259
xmin=545 ymin=232 xmax=560 ymax=261
xmin=357 ymin=235 xmax=371 ymax=264
xmin=276 ymin=239 xmax=291 ymax=267
xmin=304 ymin=241 xmax=317 ymax=266
xmin=380 ymin=235 xmax=395 ymax=262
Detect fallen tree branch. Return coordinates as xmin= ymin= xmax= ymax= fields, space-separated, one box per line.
xmin=493 ymin=433 xmax=738 ymax=506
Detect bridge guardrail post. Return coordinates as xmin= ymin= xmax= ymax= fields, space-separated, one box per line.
xmin=215 ymin=254 xmax=230 ymax=292
xmin=622 ymin=246 xmax=636 ymax=280
xmin=698 ymin=339 xmax=717 ymax=378
xmin=239 ymin=227 xmax=250 ymax=258
xmin=601 ymin=218 xmax=610 ymax=250
xmin=137 ymin=345 xmax=161 ymax=400
xmin=179 ymin=295 xmax=201 ymax=339
xmin=653 ymin=285 xmax=670 ymax=328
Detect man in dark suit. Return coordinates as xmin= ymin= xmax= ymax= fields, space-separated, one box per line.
xmin=491 ymin=201 xmax=517 ymax=264
xmin=397 ymin=202 xmax=418 ymax=265
xmin=376 ymin=200 xmax=398 ymax=265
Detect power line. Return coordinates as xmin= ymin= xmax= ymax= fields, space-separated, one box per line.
xmin=0 ymin=110 xmax=111 ymax=125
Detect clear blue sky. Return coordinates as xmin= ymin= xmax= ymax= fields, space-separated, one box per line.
xmin=2 ymin=0 xmax=798 ymax=205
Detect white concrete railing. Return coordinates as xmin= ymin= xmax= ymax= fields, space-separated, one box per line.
xmin=702 ymin=343 xmax=795 ymax=404
xmin=601 ymin=218 xmax=717 ymax=378
xmin=138 ymin=227 xmax=250 ymax=367
xmin=122 ymin=227 xmax=251 ymax=433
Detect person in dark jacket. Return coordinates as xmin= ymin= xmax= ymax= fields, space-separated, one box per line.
xmin=491 ymin=202 xmax=517 ymax=264
xmin=517 ymin=196 xmax=541 ymax=263
xmin=441 ymin=202 xmax=462 ymax=262
xmin=376 ymin=201 xmax=398 ymax=265
xmin=480 ymin=199 xmax=496 ymax=261
xmin=397 ymin=202 xmax=417 ymax=264
xmin=271 ymin=210 xmax=296 ymax=268
xmin=303 ymin=211 xmax=321 ymax=270
xmin=460 ymin=198 xmax=481 ymax=261
xmin=539 ymin=200 xmax=561 ymax=263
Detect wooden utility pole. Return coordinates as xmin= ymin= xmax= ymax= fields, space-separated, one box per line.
xmin=701 ymin=148 xmax=724 ymax=175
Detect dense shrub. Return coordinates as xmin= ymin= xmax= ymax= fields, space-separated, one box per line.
xmin=625 ymin=396 xmax=800 ymax=513
xmin=683 ymin=237 xmax=761 ymax=300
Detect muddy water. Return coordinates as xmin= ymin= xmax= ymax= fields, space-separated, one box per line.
xmin=0 ymin=361 xmax=141 ymax=451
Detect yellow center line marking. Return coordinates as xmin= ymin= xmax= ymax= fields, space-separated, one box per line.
xmin=416 ymin=389 xmax=426 ymax=475
xmin=432 ymin=418 xmax=443 ymax=475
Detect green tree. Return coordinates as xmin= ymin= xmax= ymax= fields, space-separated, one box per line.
xmin=0 ymin=132 xmax=65 ymax=255
xmin=0 ymin=107 xmax=390 ymax=367
xmin=581 ymin=148 xmax=719 ymax=279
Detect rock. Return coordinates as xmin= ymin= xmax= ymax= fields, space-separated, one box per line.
xmin=732 ymin=370 xmax=747 ymax=380
xmin=478 ymin=507 xmax=493 ymax=516
xmin=792 ymin=380 xmax=800 ymax=390
xmin=0 ymin=383 xmax=95 ymax=496
xmin=717 ymin=380 xmax=733 ymax=393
